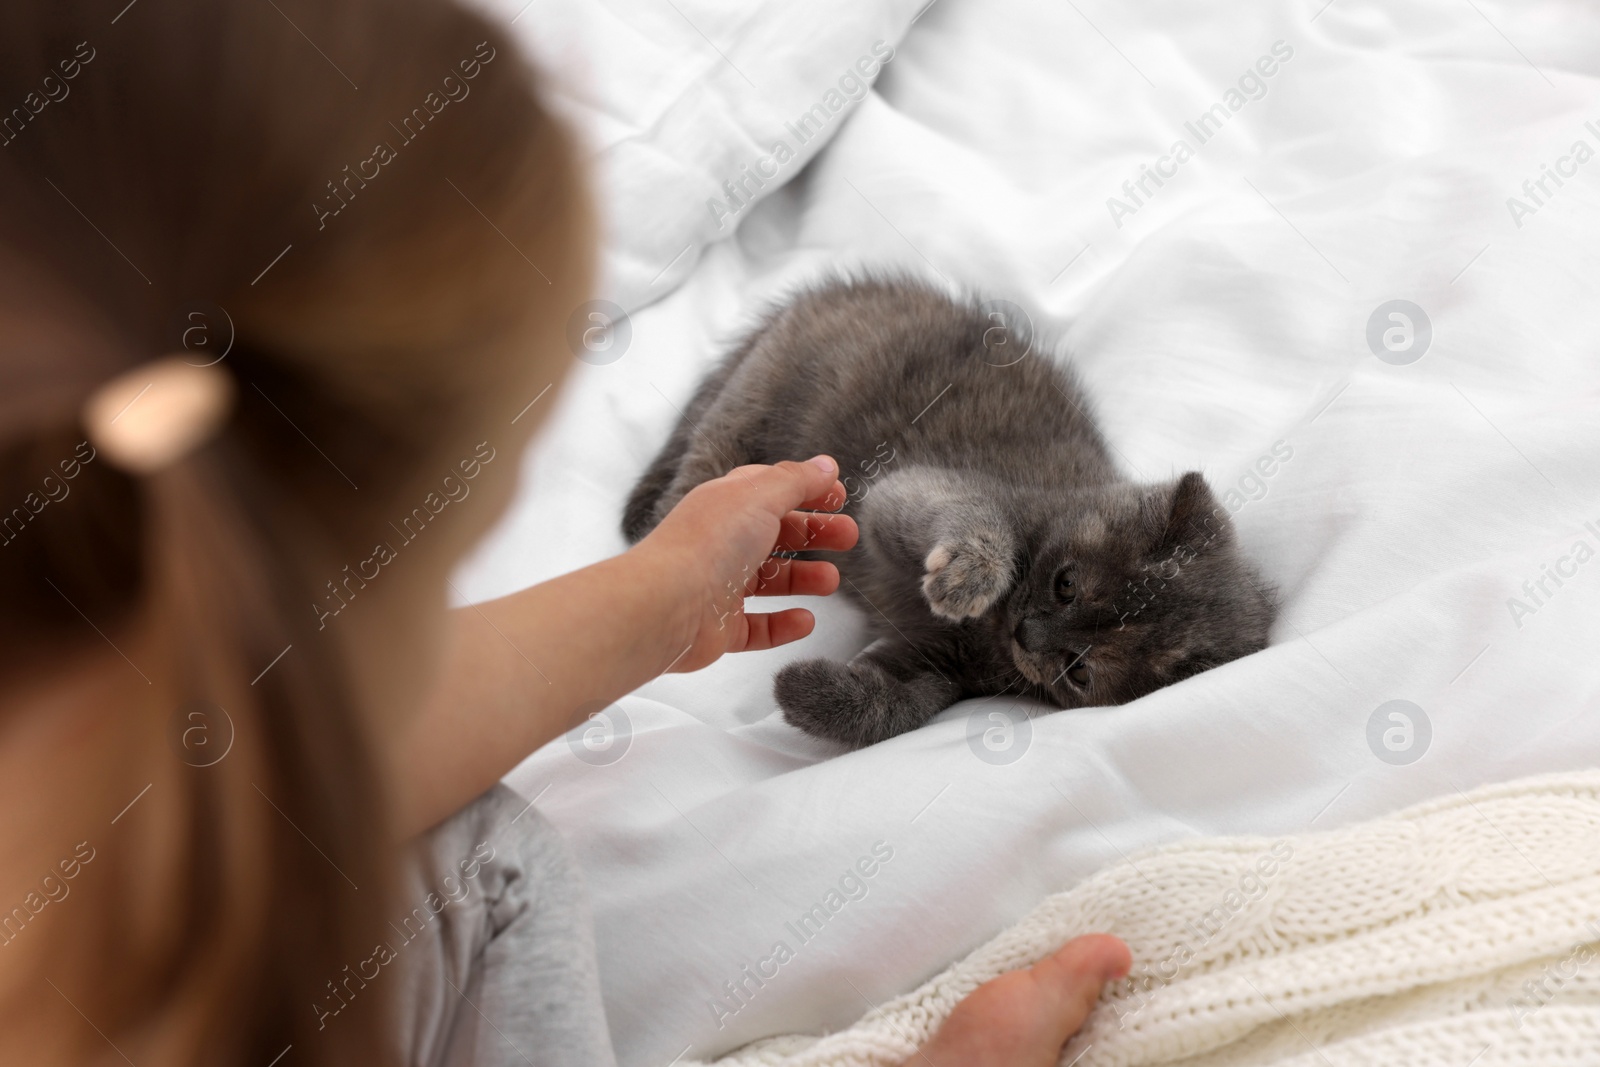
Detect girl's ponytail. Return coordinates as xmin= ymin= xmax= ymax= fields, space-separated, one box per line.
xmin=0 ymin=0 xmax=589 ymax=1061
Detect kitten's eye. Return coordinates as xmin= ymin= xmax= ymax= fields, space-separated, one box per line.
xmin=1066 ymin=661 xmax=1091 ymax=687
xmin=1054 ymin=571 xmax=1076 ymax=603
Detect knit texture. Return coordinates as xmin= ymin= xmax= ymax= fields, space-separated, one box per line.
xmin=689 ymin=772 xmax=1600 ymax=1066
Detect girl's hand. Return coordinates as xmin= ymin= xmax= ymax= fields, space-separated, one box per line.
xmin=633 ymin=456 xmax=859 ymax=674
xmin=399 ymin=456 xmax=854 ymax=835
xmin=912 ymin=935 xmax=1131 ymax=1067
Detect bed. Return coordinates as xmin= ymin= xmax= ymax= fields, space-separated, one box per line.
xmin=454 ymin=0 xmax=1600 ymax=1061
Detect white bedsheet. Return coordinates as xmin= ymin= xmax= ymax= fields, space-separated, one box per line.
xmin=456 ymin=0 xmax=1600 ymax=1062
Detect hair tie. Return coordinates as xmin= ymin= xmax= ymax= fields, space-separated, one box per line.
xmin=83 ymin=357 xmax=235 ymax=475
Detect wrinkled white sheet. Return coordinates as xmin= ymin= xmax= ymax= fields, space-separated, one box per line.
xmin=456 ymin=0 xmax=1600 ymax=1061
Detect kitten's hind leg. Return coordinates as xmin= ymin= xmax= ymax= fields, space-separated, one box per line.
xmin=622 ymin=335 xmax=761 ymax=542
xmin=621 ymin=400 xmax=753 ymax=541
xmin=622 ymin=432 xmax=690 ymax=543
xmin=622 ymin=411 xmax=737 ymax=543
xmin=862 ymin=468 xmax=1018 ymax=620
xmin=776 ymin=638 xmax=961 ymax=747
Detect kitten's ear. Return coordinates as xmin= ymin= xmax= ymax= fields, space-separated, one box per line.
xmin=1149 ymin=472 xmax=1231 ymax=559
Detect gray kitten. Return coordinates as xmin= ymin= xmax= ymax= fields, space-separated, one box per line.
xmin=623 ymin=276 xmax=1275 ymax=746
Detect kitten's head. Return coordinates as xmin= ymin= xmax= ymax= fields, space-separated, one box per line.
xmin=998 ymin=472 xmax=1275 ymax=707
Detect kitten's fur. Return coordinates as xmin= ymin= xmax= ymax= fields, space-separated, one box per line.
xmin=624 ymin=276 xmax=1275 ymax=746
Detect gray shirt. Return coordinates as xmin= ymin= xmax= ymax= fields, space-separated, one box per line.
xmin=393 ymin=785 xmax=618 ymax=1067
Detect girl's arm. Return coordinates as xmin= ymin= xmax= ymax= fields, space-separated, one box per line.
xmin=390 ymin=456 xmax=855 ymax=837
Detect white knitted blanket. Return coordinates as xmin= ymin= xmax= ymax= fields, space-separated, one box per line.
xmin=690 ymin=772 xmax=1600 ymax=1066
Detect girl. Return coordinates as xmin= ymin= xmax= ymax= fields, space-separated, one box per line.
xmin=0 ymin=1 xmax=1127 ymax=1064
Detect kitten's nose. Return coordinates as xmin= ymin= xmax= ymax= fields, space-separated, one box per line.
xmin=1014 ymin=616 xmax=1048 ymax=652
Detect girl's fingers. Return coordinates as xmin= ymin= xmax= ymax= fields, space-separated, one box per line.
xmin=775 ymin=511 xmax=859 ymax=553
xmin=797 ymin=479 xmax=848 ymax=513
xmin=724 ymin=456 xmax=843 ymax=522
xmin=747 ymin=558 xmax=839 ymax=598
xmin=737 ymin=608 xmax=815 ymax=652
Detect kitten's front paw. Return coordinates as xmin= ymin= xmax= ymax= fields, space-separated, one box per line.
xmin=776 ymin=659 xmax=862 ymax=744
xmin=922 ymin=535 xmax=1012 ymax=619
xmin=776 ymin=658 xmax=909 ymax=747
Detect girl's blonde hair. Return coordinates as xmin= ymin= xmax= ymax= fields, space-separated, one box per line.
xmin=0 ymin=1 xmax=587 ymax=1062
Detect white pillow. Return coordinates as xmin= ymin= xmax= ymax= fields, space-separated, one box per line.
xmin=468 ymin=0 xmax=928 ymax=311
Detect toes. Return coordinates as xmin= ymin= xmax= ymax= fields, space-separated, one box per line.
xmin=1029 ymin=935 xmax=1131 ymax=1045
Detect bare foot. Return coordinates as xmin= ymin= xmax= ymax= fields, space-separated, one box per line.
xmin=909 ymin=935 xmax=1131 ymax=1067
